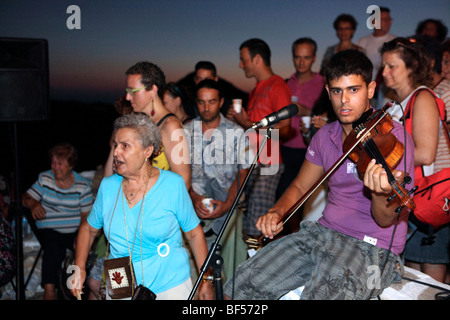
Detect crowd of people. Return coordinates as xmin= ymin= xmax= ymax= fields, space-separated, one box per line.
xmin=13 ymin=8 xmax=450 ymax=300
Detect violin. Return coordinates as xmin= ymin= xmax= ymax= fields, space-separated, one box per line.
xmin=250 ymin=102 xmax=417 ymax=248
xmin=344 ymin=104 xmax=416 ymax=212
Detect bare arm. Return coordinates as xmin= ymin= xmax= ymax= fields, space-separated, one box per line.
xmin=22 ymin=192 xmax=46 ymax=220
xmin=294 ymin=102 xmax=313 ymax=117
xmin=226 ymin=106 xmax=253 ymax=129
xmin=103 ymin=136 xmax=115 ymax=178
xmin=411 ymin=90 xmax=440 ymax=166
xmin=79 ymin=211 xmax=89 ymax=225
xmin=275 ymin=118 xmax=291 ymax=141
xmin=161 ymin=117 xmax=192 ymax=190
xmin=184 ymin=224 xmax=214 ymax=300
xmin=256 ymin=159 xmax=324 ymax=239
xmin=189 ymin=188 xmax=211 ymax=218
xmin=71 ymin=220 xmax=99 ymax=297
xmin=219 ymin=168 xmax=249 ymax=215
xmin=191 ymin=168 xmax=249 ymax=220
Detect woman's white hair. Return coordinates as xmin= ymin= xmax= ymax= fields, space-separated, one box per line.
xmin=113 ymin=113 xmax=161 ymax=152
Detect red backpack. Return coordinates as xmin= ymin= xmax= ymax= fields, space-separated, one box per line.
xmin=403 ymin=87 xmax=450 ymax=230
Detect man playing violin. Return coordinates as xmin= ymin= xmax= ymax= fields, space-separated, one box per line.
xmin=223 ymin=50 xmax=416 ymax=300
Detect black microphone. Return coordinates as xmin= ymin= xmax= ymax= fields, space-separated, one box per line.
xmin=247 ymin=104 xmax=298 ymax=130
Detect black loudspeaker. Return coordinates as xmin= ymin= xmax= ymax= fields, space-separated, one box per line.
xmin=0 ymin=38 xmax=49 ymax=121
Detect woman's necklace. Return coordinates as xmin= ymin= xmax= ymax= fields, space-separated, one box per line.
xmin=124 ymin=182 xmax=146 ymax=206
xmin=122 ymin=172 xmax=149 ymax=291
xmin=124 ymin=167 xmax=152 ymax=206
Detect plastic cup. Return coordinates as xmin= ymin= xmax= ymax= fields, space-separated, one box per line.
xmin=202 ymin=198 xmax=215 ymax=213
xmin=302 ymin=116 xmax=311 ymax=129
xmin=232 ymin=99 xmax=242 ymax=113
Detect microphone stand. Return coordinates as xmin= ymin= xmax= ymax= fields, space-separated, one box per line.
xmin=188 ymin=126 xmax=274 ymax=300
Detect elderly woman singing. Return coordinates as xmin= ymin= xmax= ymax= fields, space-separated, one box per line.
xmin=72 ymin=113 xmax=212 ymax=300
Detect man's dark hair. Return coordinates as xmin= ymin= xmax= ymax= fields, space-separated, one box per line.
xmin=239 ymin=38 xmax=271 ymax=67
xmin=415 ymin=19 xmax=448 ymax=43
xmin=324 ymin=50 xmax=373 ymax=86
xmin=292 ymin=37 xmax=318 ymax=56
xmin=195 ymin=61 xmax=217 ymax=77
xmin=195 ymin=79 xmax=223 ymax=99
xmin=126 ymin=61 xmax=166 ymax=100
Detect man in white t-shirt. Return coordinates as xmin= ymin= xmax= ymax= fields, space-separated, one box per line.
xmin=357 ymin=7 xmax=396 ymax=108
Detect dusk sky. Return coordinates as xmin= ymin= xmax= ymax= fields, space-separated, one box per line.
xmin=1 ymin=0 xmax=449 ymax=104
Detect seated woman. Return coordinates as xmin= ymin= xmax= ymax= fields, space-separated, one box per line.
xmin=22 ymin=143 xmax=93 ymax=300
xmin=71 ymin=113 xmax=212 ymax=300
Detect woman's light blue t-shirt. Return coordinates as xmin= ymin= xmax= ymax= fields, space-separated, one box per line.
xmin=88 ymin=168 xmax=199 ymax=294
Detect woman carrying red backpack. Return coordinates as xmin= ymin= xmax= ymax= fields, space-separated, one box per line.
xmin=381 ymin=37 xmax=450 ymax=283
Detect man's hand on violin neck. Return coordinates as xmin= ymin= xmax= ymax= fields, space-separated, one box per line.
xmin=364 ymin=159 xmax=399 ymax=194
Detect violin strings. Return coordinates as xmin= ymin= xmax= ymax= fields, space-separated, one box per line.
xmin=364 ymin=137 xmax=405 ymax=198
xmin=364 ymin=138 xmax=397 ymax=184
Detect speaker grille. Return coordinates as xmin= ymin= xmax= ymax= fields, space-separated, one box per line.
xmin=0 ymin=38 xmax=49 ymax=121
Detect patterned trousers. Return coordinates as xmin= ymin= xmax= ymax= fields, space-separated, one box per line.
xmin=244 ymin=164 xmax=284 ymax=236
xmin=224 ymin=221 xmax=403 ymax=300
